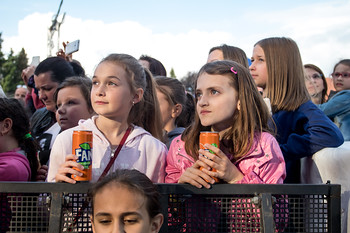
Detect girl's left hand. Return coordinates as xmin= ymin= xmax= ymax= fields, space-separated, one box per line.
xmin=198 ymin=144 xmax=244 ymax=183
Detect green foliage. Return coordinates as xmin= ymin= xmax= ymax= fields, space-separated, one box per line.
xmin=170 ymin=68 xmax=176 ymax=78
xmin=0 ymin=34 xmax=28 ymax=94
xmin=0 ymin=33 xmax=5 ymax=70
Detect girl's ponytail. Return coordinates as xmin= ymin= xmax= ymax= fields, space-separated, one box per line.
xmin=21 ymin=133 xmax=41 ymax=181
xmin=135 ymin=69 xmax=164 ymax=141
xmin=0 ymin=98 xmax=40 ymax=181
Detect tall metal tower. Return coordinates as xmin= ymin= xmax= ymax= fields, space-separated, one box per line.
xmin=47 ymin=0 xmax=65 ymax=57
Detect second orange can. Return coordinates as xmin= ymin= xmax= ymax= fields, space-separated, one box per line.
xmin=199 ymin=131 xmax=220 ymax=183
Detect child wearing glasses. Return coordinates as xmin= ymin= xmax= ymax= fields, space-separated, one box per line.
xmin=319 ymin=59 xmax=350 ymax=140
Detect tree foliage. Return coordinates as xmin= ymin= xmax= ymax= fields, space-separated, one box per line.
xmin=180 ymin=71 xmax=197 ymax=95
xmin=0 ymin=33 xmax=28 ymax=94
xmin=169 ymin=68 xmax=176 ymax=78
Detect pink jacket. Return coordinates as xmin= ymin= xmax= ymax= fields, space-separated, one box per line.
xmin=0 ymin=148 xmax=31 ymax=181
xmin=165 ymin=132 xmax=286 ymax=184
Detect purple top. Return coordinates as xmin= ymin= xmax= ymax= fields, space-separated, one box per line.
xmin=0 ymin=148 xmax=31 ymax=181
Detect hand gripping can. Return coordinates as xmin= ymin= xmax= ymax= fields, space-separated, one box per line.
xmin=199 ymin=131 xmax=220 ymax=183
xmin=71 ymin=130 xmax=92 ymax=181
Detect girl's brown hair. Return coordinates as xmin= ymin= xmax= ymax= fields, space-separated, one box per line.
xmin=183 ymin=60 xmax=273 ymax=162
xmin=155 ymin=76 xmax=195 ymax=128
xmin=89 ymin=169 xmax=162 ymax=219
xmin=255 ymin=37 xmax=310 ymax=113
xmin=209 ymin=44 xmax=249 ymax=69
xmin=100 ymin=54 xmax=163 ymax=141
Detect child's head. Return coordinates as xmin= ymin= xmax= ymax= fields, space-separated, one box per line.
xmin=207 ymin=44 xmax=249 ymax=69
xmin=89 ymin=169 xmax=163 ymax=233
xmin=0 ymin=98 xmax=39 ymax=180
xmin=54 ymin=76 xmax=94 ymax=131
xmin=184 ymin=60 xmax=272 ymax=161
xmin=155 ymin=77 xmax=195 ymax=132
xmin=250 ymin=37 xmax=309 ymax=112
xmin=331 ymin=59 xmax=350 ymax=92
xmin=93 ymin=54 xmax=163 ymax=140
xmin=139 ymin=55 xmax=167 ymax=77
xmin=304 ymin=64 xmax=328 ymax=104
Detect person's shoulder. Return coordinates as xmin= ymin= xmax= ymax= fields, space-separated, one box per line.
xmin=259 ymin=131 xmax=275 ymax=140
xmin=132 ymin=126 xmax=167 ymax=149
xmin=0 ymin=151 xmax=30 ymax=167
xmin=257 ymin=132 xmax=278 ymax=145
xmin=330 ymin=90 xmax=350 ymax=99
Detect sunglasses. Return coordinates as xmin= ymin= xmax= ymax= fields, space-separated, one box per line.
xmin=307 ymin=74 xmax=322 ymax=80
xmin=331 ymin=72 xmax=350 ymax=78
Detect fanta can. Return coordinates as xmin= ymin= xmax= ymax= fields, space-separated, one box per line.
xmin=199 ymin=131 xmax=220 ymax=183
xmin=71 ymin=130 xmax=92 ymax=181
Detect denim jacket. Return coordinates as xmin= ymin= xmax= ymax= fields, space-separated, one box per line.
xmin=319 ymin=90 xmax=350 ymax=141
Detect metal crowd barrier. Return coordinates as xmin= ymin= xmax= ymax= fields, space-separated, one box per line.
xmin=0 ymin=182 xmax=340 ymax=233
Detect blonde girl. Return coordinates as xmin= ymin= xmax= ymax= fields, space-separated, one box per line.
xmin=250 ymin=37 xmax=343 ymax=183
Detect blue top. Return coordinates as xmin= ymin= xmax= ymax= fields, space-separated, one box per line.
xmin=319 ymin=90 xmax=350 ymax=141
xmin=272 ymin=100 xmax=344 ymax=183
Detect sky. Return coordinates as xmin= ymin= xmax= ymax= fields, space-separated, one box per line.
xmin=1 ymin=0 xmax=350 ymax=79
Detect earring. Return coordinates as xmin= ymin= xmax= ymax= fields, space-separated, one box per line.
xmin=132 ymin=101 xmax=135 ymax=106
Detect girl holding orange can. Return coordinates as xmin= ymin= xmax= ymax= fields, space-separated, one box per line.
xmin=165 ymin=60 xmax=286 ymax=188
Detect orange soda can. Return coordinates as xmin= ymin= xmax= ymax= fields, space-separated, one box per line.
xmin=199 ymin=131 xmax=220 ymax=183
xmin=71 ymin=130 xmax=93 ymax=181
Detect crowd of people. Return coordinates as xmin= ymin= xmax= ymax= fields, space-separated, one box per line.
xmin=0 ymin=36 xmax=349 ymax=232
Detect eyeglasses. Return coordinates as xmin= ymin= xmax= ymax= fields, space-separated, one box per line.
xmin=16 ymin=85 xmax=27 ymax=89
xmin=308 ymin=74 xmax=322 ymax=80
xmin=331 ymin=72 xmax=350 ymax=78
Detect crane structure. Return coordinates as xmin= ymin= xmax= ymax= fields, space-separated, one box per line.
xmin=47 ymin=0 xmax=65 ymax=57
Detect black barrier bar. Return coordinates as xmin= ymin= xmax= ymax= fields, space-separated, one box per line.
xmin=0 ymin=182 xmax=341 ymax=233
xmin=48 ymin=192 xmax=63 ymax=233
xmin=260 ymin=193 xmax=274 ymax=232
xmin=328 ymin=182 xmax=341 ymax=233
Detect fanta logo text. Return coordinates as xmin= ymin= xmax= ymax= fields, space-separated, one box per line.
xmin=75 ymin=142 xmax=92 ymax=169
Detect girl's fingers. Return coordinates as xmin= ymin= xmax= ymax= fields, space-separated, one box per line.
xmin=178 ymin=167 xmax=214 ymax=188
xmin=203 ymin=144 xmax=225 ymax=158
xmin=194 ymin=158 xmax=211 ymax=170
xmin=55 ymin=173 xmax=76 ymax=184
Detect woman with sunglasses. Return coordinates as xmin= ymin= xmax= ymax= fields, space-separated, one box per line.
xmin=304 ymin=64 xmax=328 ymax=104
xmin=319 ymin=59 xmax=350 ymax=140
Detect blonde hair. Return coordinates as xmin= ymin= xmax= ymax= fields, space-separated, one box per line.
xmin=100 ymin=54 xmax=163 ymax=141
xmin=255 ymin=37 xmax=309 ymax=113
xmin=183 ymin=60 xmax=273 ymax=162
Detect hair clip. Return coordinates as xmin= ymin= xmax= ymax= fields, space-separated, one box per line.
xmin=23 ymin=133 xmax=32 ymax=140
xmin=230 ymin=67 xmax=237 ymax=74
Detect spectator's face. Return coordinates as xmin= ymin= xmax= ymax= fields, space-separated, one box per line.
xmin=91 ymin=184 xmax=163 ymax=233
xmin=91 ymin=61 xmax=142 ymax=119
xmin=156 ymin=88 xmax=174 ymax=130
xmin=14 ymin=87 xmax=28 ymax=102
xmin=34 ymin=72 xmax=59 ymax=112
xmin=139 ymin=59 xmax=150 ymax=70
xmin=56 ymin=86 xmax=93 ymax=131
xmin=207 ymin=49 xmax=224 ymax=63
xmin=304 ymin=68 xmax=324 ymax=97
xmin=249 ymin=45 xmax=268 ymax=91
xmin=332 ymin=64 xmax=350 ymax=92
